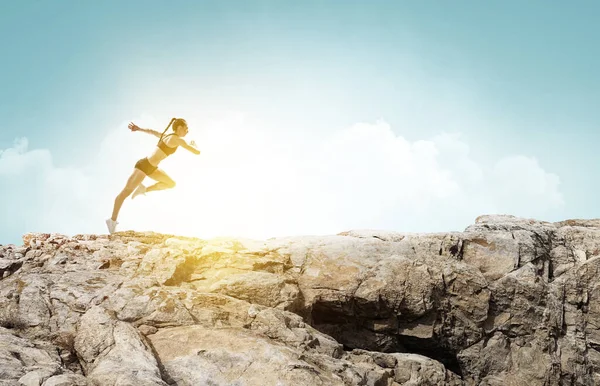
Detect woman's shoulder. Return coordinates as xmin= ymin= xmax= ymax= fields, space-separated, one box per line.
xmin=162 ymin=133 xmax=180 ymax=144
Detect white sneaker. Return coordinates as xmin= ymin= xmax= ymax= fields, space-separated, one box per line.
xmin=105 ymin=218 xmax=118 ymax=234
xmin=131 ymin=184 xmax=146 ymax=200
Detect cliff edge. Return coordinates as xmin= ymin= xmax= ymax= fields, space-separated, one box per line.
xmin=1 ymin=214 xmax=599 ymax=385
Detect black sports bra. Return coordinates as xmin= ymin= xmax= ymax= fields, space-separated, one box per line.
xmin=158 ymin=133 xmax=178 ymax=156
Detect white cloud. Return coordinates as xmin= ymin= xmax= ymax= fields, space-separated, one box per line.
xmin=0 ymin=116 xmax=564 ymax=244
xmin=491 ymin=155 xmax=563 ymax=210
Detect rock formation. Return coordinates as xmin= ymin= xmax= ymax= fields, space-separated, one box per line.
xmin=1 ymin=214 xmax=600 ymax=385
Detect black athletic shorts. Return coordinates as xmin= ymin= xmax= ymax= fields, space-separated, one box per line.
xmin=135 ymin=157 xmax=157 ymax=176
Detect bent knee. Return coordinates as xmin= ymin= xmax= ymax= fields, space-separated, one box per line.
xmin=168 ymin=180 xmax=176 ymax=189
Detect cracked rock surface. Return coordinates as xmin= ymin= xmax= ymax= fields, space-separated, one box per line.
xmin=1 ymin=214 xmax=600 ymax=385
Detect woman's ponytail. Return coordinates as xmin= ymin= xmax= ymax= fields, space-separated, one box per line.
xmin=159 ymin=118 xmax=177 ymax=142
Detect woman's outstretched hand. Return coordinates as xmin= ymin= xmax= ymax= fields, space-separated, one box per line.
xmin=128 ymin=122 xmax=141 ymax=132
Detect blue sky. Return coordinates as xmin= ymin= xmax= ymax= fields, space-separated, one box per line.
xmin=1 ymin=1 xmax=599 ymax=245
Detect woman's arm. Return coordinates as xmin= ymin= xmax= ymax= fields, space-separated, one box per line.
xmin=128 ymin=122 xmax=162 ymax=138
xmin=174 ymin=137 xmax=201 ymax=155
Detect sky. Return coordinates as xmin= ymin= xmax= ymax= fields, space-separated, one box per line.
xmin=1 ymin=1 xmax=599 ymax=245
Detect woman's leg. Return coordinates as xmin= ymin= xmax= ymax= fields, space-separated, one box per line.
xmin=145 ymin=168 xmax=176 ymax=193
xmin=111 ymin=169 xmax=146 ymax=221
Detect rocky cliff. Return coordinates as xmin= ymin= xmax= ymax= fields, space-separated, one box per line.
xmin=1 ymin=214 xmax=600 ymax=385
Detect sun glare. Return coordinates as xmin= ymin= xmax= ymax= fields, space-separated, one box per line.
xmin=118 ymin=110 xmax=335 ymax=241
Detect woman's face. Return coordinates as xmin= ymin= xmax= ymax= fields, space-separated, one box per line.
xmin=175 ymin=124 xmax=188 ymax=137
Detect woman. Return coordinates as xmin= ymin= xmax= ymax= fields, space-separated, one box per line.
xmin=106 ymin=118 xmax=201 ymax=234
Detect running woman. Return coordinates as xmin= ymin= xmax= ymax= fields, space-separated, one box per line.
xmin=106 ymin=118 xmax=200 ymax=234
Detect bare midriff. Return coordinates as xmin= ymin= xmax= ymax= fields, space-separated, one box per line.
xmin=148 ymin=136 xmax=177 ymax=166
xmin=146 ymin=148 xmax=168 ymax=167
